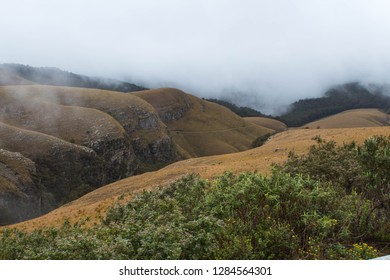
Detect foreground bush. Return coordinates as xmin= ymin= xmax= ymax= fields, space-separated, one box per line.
xmin=1 ymin=136 xmax=389 ymax=260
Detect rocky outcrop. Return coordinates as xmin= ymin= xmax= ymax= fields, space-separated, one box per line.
xmin=0 ymin=122 xmax=108 ymax=215
xmin=132 ymin=134 xmax=177 ymax=165
xmin=87 ymin=137 xmax=136 ymax=180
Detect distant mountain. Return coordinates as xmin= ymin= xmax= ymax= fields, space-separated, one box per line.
xmin=205 ymin=98 xmax=271 ymax=118
xmin=280 ymin=82 xmax=390 ymax=127
xmin=0 ymin=63 xmax=146 ymax=92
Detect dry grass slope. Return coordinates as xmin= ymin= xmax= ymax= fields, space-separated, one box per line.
xmin=0 ymin=85 xmax=182 ymax=224
xmin=134 ymin=88 xmax=273 ymax=157
xmin=0 ymin=85 xmax=177 ymax=167
xmin=302 ymin=108 xmax=390 ymax=129
xmin=244 ymin=117 xmax=287 ymax=132
xmin=8 ymin=126 xmax=390 ymax=231
xmin=0 ymin=91 xmax=126 ymax=146
xmin=0 ymin=121 xmax=93 ymax=158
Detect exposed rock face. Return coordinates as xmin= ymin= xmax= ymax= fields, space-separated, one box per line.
xmin=87 ymin=137 xmax=136 ymax=180
xmin=132 ymin=134 xmax=177 ymax=165
xmin=0 ymin=122 xmax=109 ymax=218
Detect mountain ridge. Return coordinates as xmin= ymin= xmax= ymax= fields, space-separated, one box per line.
xmin=280 ymin=82 xmax=390 ymax=126
xmin=0 ymin=63 xmax=146 ymax=92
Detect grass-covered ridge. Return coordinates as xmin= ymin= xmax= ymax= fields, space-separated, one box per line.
xmin=1 ymin=136 xmax=389 ymax=260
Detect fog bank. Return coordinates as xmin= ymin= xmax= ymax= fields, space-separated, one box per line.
xmin=1 ymin=0 xmax=390 ymax=114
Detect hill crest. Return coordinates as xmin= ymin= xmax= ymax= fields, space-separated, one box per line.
xmin=0 ymin=63 xmax=146 ymax=92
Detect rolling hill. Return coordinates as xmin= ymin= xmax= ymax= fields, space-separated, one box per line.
xmin=302 ymin=108 xmax=390 ymax=129
xmin=0 ymin=85 xmax=273 ymax=225
xmin=133 ymin=88 xmax=273 ymax=158
xmin=4 ymin=65 xmax=390 ymax=229
xmin=0 ymin=85 xmax=178 ymax=224
xmin=244 ymin=117 xmax=287 ymax=132
xmin=7 ymin=126 xmax=390 ymax=231
xmin=3 ymin=66 xmax=390 ymax=260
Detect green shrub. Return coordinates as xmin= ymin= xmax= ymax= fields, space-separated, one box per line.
xmin=251 ymin=133 xmax=274 ymax=148
xmin=1 ymin=136 xmax=390 ymax=260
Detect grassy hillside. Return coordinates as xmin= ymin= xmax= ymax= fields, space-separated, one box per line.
xmin=244 ymin=117 xmax=287 ymax=132
xmin=1 ymin=85 xmax=177 ymax=167
xmin=0 ymin=85 xmax=179 ymax=224
xmin=302 ymin=108 xmax=390 ymax=129
xmin=8 ymin=126 xmax=390 ymax=231
xmin=134 ymin=88 xmax=273 ymax=157
xmin=0 ymin=85 xmax=272 ymax=225
xmin=0 ymin=91 xmax=127 ymax=145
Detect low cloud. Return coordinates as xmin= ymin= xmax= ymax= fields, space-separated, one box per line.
xmin=1 ymin=0 xmax=390 ymax=114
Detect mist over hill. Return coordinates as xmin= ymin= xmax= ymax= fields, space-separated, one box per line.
xmin=279 ymin=82 xmax=390 ymax=127
xmin=0 ymin=64 xmax=146 ymax=92
xmin=0 ymin=84 xmax=177 ymax=225
xmin=2 ymin=64 xmax=390 ymax=226
xmin=3 ymin=64 xmax=390 ymax=128
xmin=0 ymin=69 xmax=273 ymax=225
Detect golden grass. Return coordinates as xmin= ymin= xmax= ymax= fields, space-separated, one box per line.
xmin=0 ymin=121 xmax=92 ymax=158
xmin=7 ymin=126 xmax=390 ymax=231
xmin=0 ymin=93 xmax=126 ymax=145
xmin=0 ymin=85 xmax=171 ymax=163
xmin=244 ymin=117 xmax=287 ymax=132
xmin=0 ymin=85 xmax=160 ymax=134
xmin=135 ymin=89 xmax=273 ymax=157
xmin=132 ymin=88 xmax=191 ymax=117
xmin=302 ymin=108 xmax=390 ymax=129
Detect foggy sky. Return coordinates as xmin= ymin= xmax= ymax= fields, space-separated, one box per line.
xmin=1 ymin=0 xmax=390 ymax=114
